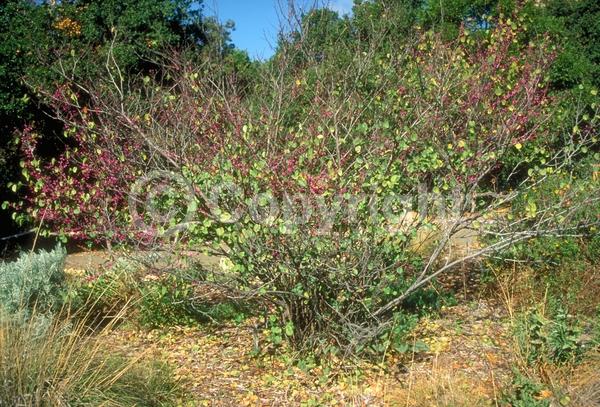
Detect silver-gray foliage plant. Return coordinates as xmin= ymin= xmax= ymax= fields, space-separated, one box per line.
xmin=0 ymin=245 xmax=67 ymax=314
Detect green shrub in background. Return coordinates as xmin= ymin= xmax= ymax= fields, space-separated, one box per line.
xmin=515 ymin=306 xmax=585 ymax=366
xmin=502 ymin=372 xmax=551 ymax=407
xmin=138 ymin=272 xmax=249 ymax=329
xmin=0 ymin=245 xmax=67 ymax=314
xmin=490 ymin=158 xmax=600 ymax=315
xmin=69 ymin=258 xmax=143 ymax=327
xmin=66 ymin=255 xmax=249 ymax=330
xmin=138 ymin=274 xmax=202 ymax=328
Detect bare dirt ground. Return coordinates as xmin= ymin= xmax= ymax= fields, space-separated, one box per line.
xmin=65 ymin=250 xmax=111 ymax=270
xmin=102 ymin=300 xmax=514 ymax=406
xmin=65 ymin=251 xmax=517 ymax=406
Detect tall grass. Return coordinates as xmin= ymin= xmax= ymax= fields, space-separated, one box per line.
xmin=0 ymin=305 xmax=181 ymax=406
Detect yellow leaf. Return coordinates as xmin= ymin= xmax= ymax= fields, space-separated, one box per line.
xmin=536 ymin=389 xmax=553 ymax=400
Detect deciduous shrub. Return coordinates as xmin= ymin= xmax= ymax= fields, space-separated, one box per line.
xmin=185 ymin=18 xmax=597 ymax=354
xmin=13 ymin=11 xmax=600 ymax=356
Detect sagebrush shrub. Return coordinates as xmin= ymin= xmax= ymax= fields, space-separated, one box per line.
xmin=0 ymin=245 xmax=66 ymax=314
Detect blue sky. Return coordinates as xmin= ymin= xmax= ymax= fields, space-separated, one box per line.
xmin=206 ymin=0 xmax=354 ymax=60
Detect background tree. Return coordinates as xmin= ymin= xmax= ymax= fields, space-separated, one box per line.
xmin=417 ymin=0 xmax=599 ymax=89
xmin=0 ymin=0 xmax=235 ymax=239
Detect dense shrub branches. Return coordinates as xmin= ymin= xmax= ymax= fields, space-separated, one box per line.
xmin=13 ymin=12 xmax=600 ymax=355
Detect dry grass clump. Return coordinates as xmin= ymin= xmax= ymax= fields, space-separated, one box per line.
xmin=381 ymin=358 xmax=496 ymax=406
xmin=0 ymin=305 xmax=181 ymax=406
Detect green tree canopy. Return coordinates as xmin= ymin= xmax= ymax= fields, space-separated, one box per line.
xmin=0 ymin=0 xmax=234 ymax=236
